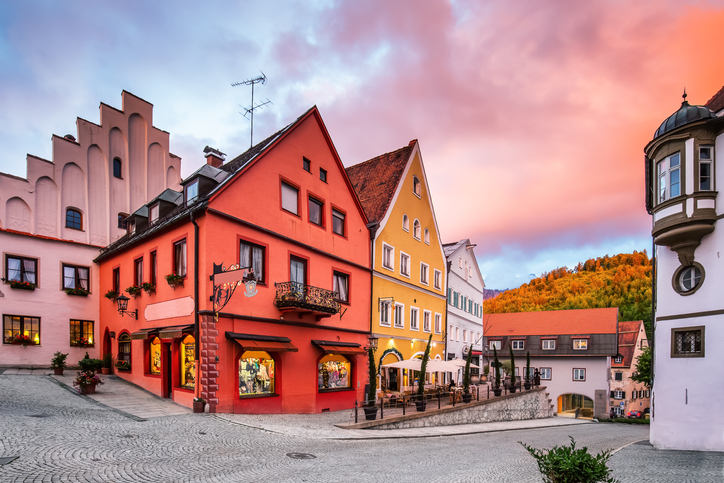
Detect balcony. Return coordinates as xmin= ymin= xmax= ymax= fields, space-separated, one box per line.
xmin=273 ymin=281 xmax=340 ymax=320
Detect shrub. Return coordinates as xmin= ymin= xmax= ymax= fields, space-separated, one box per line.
xmin=520 ymin=436 xmax=619 ymax=483
xmin=51 ymin=351 xmax=69 ymax=369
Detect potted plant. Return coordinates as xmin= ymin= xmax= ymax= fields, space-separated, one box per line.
xmin=165 ymin=273 xmax=184 ymax=289
xmin=508 ymin=346 xmax=517 ymax=393
xmin=125 ymin=285 xmax=142 ymax=298
xmin=193 ymin=397 xmax=206 ymax=413
xmin=481 ymin=364 xmax=490 ymax=383
xmin=493 ymin=346 xmax=502 ymax=397
xmin=73 ymin=370 xmax=104 ymax=394
xmin=416 ymin=334 xmax=433 ymax=411
xmin=524 ymin=351 xmax=532 ymax=390
xmin=65 ymin=287 xmax=89 ymax=296
xmin=363 ymin=345 xmax=378 ymax=420
xmin=462 ymin=346 xmax=473 ymax=403
xmin=141 ymin=282 xmax=156 ymax=295
xmin=9 ymin=280 xmax=36 ymax=291
xmin=115 ymin=360 xmax=131 ymax=371
xmin=50 ymin=351 xmax=69 ymax=375
xmin=101 ymin=353 xmax=113 ymax=375
xmin=104 ymin=290 xmax=119 ymax=300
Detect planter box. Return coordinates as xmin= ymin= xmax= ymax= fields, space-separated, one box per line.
xmin=53 ymin=368 xmax=64 ymax=376
xmin=10 ymin=282 xmax=35 ymax=291
xmin=193 ymin=400 xmax=206 ymax=413
xmin=66 ymin=290 xmax=89 ymax=297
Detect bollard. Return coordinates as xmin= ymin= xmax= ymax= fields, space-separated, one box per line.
xmin=438 ymin=391 xmax=441 ymax=410
xmin=402 ymin=395 xmax=406 ymax=416
xmin=354 ymin=400 xmax=358 ymax=424
xmin=380 ymin=395 xmax=384 ymax=419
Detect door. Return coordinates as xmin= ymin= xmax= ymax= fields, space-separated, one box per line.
xmin=165 ymin=343 xmax=172 ymax=399
xmin=389 ymin=369 xmax=399 ymax=391
xmin=290 ymin=257 xmax=306 ymax=300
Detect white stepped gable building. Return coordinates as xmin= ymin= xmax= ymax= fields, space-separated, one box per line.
xmin=644 ymin=87 xmax=724 ymax=451
xmin=0 ymin=91 xmax=181 ymax=367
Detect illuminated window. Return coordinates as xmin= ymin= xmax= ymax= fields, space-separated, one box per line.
xmin=70 ymin=320 xmax=93 ymax=347
xmin=118 ymin=333 xmax=131 ymax=368
xmin=318 ymin=354 xmax=350 ymax=390
xmin=3 ymin=315 xmax=40 ymax=346
xmin=239 ymin=351 xmax=275 ymax=396
xmin=180 ymin=334 xmax=196 ymax=389
xmin=149 ymin=337 xmax=161 ymax=375
xmin=573 ymin=339 xmax=588 ymax=350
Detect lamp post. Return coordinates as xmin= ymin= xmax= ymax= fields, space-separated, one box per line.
xmin=115 ymin=294 xmax=138 ymax=319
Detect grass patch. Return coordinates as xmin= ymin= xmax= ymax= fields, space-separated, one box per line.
xmin=599 ymin=418 xmax=650 ymax=425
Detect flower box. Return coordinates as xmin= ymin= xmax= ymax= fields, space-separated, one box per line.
xmin=141 ymin=283 xmax=156 ymax=295
xmin=165 ymin=274 xmax=184 ymax=290
xmin=65 ymin=288 xmax=89 ymax=297
xmin=115 ymin=361 xmax=131 ymax=371
xmin=125 ymin=285 xmax=142 ymax=298
xmin=9 ymin=281 xmax=36 ymax=291
xmin=5 ymin=335 xmax=37 ymax=347
xmin=104 ymin=290 xmax=119 ymax=301
xmin=71 ymin=338 xmax=92 ymax=348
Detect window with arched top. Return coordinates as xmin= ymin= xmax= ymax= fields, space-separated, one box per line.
xmin=318 ymin=354 xmax=351 ymax=390
xmin=180 ymin=335 xmax=196 ymax=389
xmin=149 ymin=337 xmax=161 ymax=375
xmin=424 ymin=228 xmax=430 ymax=244
xmin=402 ymin=214 xmax=409 ymax=232
xmin=413 ymin=219 xmax=421 ymax=240
xmin=113 ymin=158 xmax=122 ymax=179
xmin=118 ymin=333 xmax=131 ymax=369
xmin=66 ymin=208 xmax=82 ymax=230
xmin=412 ymin=175 xmax=421 ymax=197
xmin=239 ymin=351 xmax=275 ymax=396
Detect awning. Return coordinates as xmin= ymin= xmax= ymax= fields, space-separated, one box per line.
xmin=158 ymin=324 xmax=194 ymax=339
xmin=311 ymin=340 xmax=366 ymax=355
xmin=471 ymin=350 xmax=483 ymax=355
xmin=225 ymin=332 xmax=298 ymax=352
xmin=130 ymin=328 xmax=156 ymax=340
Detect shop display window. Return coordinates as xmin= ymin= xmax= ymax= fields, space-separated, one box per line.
xmin=149 ymin=337 xmax=161 ymax=375
xmin=239 ymin=351 xmax=275 ymax=396
xmin=180 ymin=335 xmax=196 ymax=389
xmin=318 ymin=354 xmax=351 ymax=390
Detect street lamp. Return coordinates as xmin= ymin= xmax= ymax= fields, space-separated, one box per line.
xmin=366 ymin=334 xmax=378 ymax=352
xmin=115 ymin=294 xmax=138 ymax=319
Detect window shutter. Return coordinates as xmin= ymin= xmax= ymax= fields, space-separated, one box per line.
xmin=622 ymin=391 xmax=626 ymax=399
xmin=610 ymin=391 xmax=614 ymax=399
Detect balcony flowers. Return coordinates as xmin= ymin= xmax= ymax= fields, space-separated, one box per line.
xmin=125 ymin=285 xmax=142 ymax=298
xmin=65 ymin=287 xmax=89 ymax=297
xmin=141 ymin=282 xmax=156 ymax=295
xmin=104 ymin=290 xmax=119 ymax=300
xmin=72 ymin=337 xmax=92 ymax=348
xmin=9 ymin=280 xmax=36 ymax=291
xmin=165 ymin=273 xmax=184 ymax=289
xmin=6 ymin=334 xmax=35 ymax=347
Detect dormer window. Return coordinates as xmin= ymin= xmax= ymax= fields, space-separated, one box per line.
xmin=186 ymin=179 xmax=199 ymax=204
xmin=127 ymin=220 xmax=135 ymax=234
xmin=412 ymin=175 xmax=421 ymax=197
xmin=149 ymin=204 xmax=159 ymax=223
xmin=699 ymin=146 xmax=713 ymax=191
xmin=658 ymin=152 xmax=680 ymax=203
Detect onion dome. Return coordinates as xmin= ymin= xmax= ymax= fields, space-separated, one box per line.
xmin=654 ymin=90 xmax=715 ymax=139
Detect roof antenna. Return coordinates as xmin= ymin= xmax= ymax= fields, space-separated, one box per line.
xmin=232 ymin=72 xmax=273 ymax=148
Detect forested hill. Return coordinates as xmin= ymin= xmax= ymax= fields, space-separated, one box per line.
xmin=485 ymin=251 xmax=652 ymax=336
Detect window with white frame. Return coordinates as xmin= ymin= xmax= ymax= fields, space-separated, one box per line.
xmin=400 ymin=252 xmax=410 ymax=277
xmin=489 ymin=340 xmax=501 ymax=350
xmin=699 ymin=146 xmax=713 ymax=191
xmin=382 ymin=243 xmax=394 ymax=270
xmin=186 ymin=179 xmax=199 ymax=204
xmin=449 ymin=326 xmax=454 ymax=341
xmin=413 ymin=219 xmax=421 ymax=240
xmin=613 ymin=355 xmax=623 ymax=363
xmin=380 ymin=300 xmax=391 ymax=327
xmin=658 ymin=152 xmax=680 ymax=203
xmin=394 ymin=303 xmax=404 ymax=328
xmin=455 ymin=327 xmax=459 ymax=341
xmin=402 ymin=214 xmax=409 ymax=232
xmin=410 ymin=307 xmax=419 ymax=331
xmin=539 ymin=368 xmax=551 ymax=380
xmin=149 ymin=203 xmax=159 ymax=223
xmin=434 ymin=313 xmax=441 ymax=334
xmin=420 ymin=262 xmax=429 ymax=285
xmin=573 ymin=339 xmax=588 ymax=350
xmin=511 ymin=340 xmax=524 ymax=350
xmin=433 ymin=269 xmax=442 ymax=290
xmin=424 ymin=228 xmax=430 ymax=244
xmin=463 ymin=329 xmax=467 ymax=342
xmin=542 ymin=339 xmax=555 ymax=350
xmin=632 ymin=390 xmax=637 ymax=400
xmin=573 ymin=368 xmax=586 ymax=381
xmin=423 ymin=311 xmax=431 ymax=332
xmin=613 ymin=390 xmax=624 ymax=399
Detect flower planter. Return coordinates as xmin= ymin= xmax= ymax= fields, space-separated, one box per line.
xmin=524 ymin=381 xmax=531 ymax=391
xmin=10 ymin=281 xmax=36 ymax=291
xmin=53 ymin=368 xmax=64 ymax=376
xmin=493 ymin=387 xmax=502 ymax=397
xmin=193 ymin=400 xmax=206 ymax=413
xmin=415 ymin=400 xmax=427 ymax=412
xmin=65 ymin=289 xmax=89 ymax=297
xmin=363 ymin=405 xmax=378 ymax=420
xmin=101 ymin=367 xmax=111 ymax=375
xmin=462 ymin=393 xmax=472 ymax=404
xmin=80 ymin=382 xmax=97 ymax=395
xmin=167 ymin=279 xmax=184 ymax=290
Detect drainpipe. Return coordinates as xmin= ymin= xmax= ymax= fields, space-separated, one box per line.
xmin=367 ymin=222 xmax=378 ymax=392
xmin=650 ymin=237 xmax=656 ymax=402
xmin=191 ymin=210 xmax=200 ymax=399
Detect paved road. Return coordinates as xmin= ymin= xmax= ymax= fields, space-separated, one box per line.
xmin=0 ymin=375 xmax=721 ymax=482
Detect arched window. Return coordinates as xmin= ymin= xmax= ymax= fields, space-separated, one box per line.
xmin=413 ymin=219 xmax=421 ymax=240
xmin=149 ymin=336 xmax=161 ymax=375
xmin=424 ymin=228 xmax=430 ymax=244
xmin=180 ymin=335 xmax=196 ymax=389
xmin=118 ymin=333 xmax=131 ymax=370
xmin=239 ymin=351 xmax=275 ymax=396
xmin=318 ymin=354 xmax=351 ymax=390
xmin=113 ymin=158 xmax=122 ymax=179
xmin=412 ymin=175 xmax=421 ymax=196
xmin=66 ymin=208 xmax=82 ymax=230
xmin=402 ymin=214 xmax=409 ymax=232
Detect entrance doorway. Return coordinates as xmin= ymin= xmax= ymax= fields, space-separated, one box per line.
xmin=557 ymin=393 xmax=594 ymax=419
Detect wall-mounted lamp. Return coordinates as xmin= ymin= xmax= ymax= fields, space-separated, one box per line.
xmin=366 ymin=335 xmax=378 ymax=352
xmin=110 ymin=331 xmax=116 ymax=339
xmin=115 ymin=294 xmax=138 ymax=319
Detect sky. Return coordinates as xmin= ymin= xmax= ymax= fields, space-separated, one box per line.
xmin=2 ymin=0 xmax=724 ymax=290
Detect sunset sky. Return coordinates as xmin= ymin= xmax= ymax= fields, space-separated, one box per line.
xmin=2 ymin=0 xmax=724 ymax=289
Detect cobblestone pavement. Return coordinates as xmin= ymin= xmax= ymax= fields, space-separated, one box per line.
xmin=1 ymin=375 xmax=721 ymax=482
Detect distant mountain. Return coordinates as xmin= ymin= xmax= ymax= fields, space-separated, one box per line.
xmin=484 ymin=288 xmax=506 ymax=300
xmin=484 ymin=251 xmax=652 ymax=336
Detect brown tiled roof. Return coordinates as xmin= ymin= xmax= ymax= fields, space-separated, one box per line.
xmin=613 ymin=320 xmax=643 ymax=368
xmin=485 ymin=308 xmax=618 ymax=337
xmin=345 ymin=141 xmax=415 ymax=224
xmin=705 ymin=85 xmax=724 ymax=113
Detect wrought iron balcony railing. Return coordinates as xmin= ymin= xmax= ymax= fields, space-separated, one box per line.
xmin=273 ymin=281 xmax=340 ymax=316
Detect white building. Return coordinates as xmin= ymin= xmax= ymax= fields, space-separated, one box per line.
xmin=443 ymin=240 xmax=485 ymax=379
xmin=644 ymin=87 xmax=724 ymax=451
xmin=1 ymin=91 xmax=181 ymax=367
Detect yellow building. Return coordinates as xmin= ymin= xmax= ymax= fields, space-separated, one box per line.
xmin=347 ymin=139 xmax=447 ymax=392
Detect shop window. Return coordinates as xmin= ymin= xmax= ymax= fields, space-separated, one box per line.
xmin=671 ymin=326 xmax=704 ymax=358
xmin=308 ymin=196 xmax=324 ymax=226
xmin=149 ymin=337 xmax=161 ymax=375
xmin=332 ymin=209 xmax=345 ymax=236
xmin=573 ymin=339 xmax=588 ymax=350
xmin=118 ymin=333 xmax=131 ymax=367
xmin=333 ymin=271 xmax=349 ymax=303
xmin=174 ymin=240 xmax=187 ymax=278
xmin=63 ymin=264 xmax=89 ymax=291
xmin=3 ymin=315 xmax=40 ymax=345
xmin=318 ymin=354 xmax=351 ymax=390
xmin=239 ymin=351 xmax=275 ymax=396
xmin=70 ymin=320 xmax=94 ymax=347
xmin=5 ymin=255 xmax=37 ymax=285
xmin=113 ymin=157 xmax=122 ymax=178
xmin=239 ymin=240 xmax=265 ymax=283
xmin=180 ymin=334 xmax=196 ymax=389
xmin=66 ymin=208 xmax=82 ymax=230
xmin=281 ymin=181 xmax=299 ymax=215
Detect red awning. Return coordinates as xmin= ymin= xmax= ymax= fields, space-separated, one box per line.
xmin=312 ymin=340 xmax=366 ymax=355
xmin=471 ymin=350 xmax=483 ymax=355
xmin=130 ymin=328 xmax=156 ymax=340
xmin=226 ymin=332 xmax=298 ymax=352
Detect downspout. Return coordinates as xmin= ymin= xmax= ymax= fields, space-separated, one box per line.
xmin=367 ymin=222 xmax=378 ymax=390
xmin=650 ymin=237 xmax=656 ymax=413
xmin=191 ymin=210 xmax=200 ymax=399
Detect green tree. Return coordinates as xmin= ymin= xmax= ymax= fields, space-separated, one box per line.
xmin=631 ymin=345 xmax=652 ymax=388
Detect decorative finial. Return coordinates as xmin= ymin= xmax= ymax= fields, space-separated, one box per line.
xmin=683 ymin=88 xmax=688 ymax=102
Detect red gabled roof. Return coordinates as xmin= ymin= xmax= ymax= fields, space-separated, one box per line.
xmin=705 ymin=85 xmax=724 ymax=113
xmin=345 ymin=141 xmax=415 ymax=224
xmin=613 ymin=320 xmax=644 ymax=368
xmin=485 ymin=308 xmax=618 ymax=337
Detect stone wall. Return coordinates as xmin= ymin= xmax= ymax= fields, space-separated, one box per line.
xmin=370 ymin=387 xmax=553 ymax=430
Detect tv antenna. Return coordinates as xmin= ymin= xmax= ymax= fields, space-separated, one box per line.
xmin=231 ymin=72 xmax=272 ymax=148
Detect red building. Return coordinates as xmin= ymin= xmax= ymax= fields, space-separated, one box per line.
xmin=96 ymin=107 xmax=371 ymax=413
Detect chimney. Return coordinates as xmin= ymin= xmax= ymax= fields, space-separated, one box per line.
xmin=203 ymin=146 xmax=226 ymax=168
